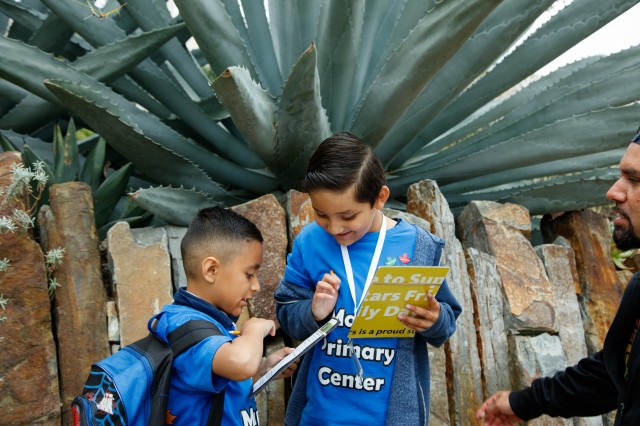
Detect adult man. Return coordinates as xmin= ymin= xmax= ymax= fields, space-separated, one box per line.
xmin=476 ymin=131 xmax=640 ymax=425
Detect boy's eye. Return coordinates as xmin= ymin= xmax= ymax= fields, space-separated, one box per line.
xmin=246 ymin=272 xmax=255 ymax=280
xmin=343 ymin=215 xmax=356 ymax=221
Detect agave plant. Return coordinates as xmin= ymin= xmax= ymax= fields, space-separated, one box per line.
xmin=1 ymin=0 xmax=639 ymax=226
xmin=1 ymin=120 xmax=149 ymax=239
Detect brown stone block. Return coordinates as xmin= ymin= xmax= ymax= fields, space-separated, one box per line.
xmin=459 ymin=201 xmax=556 ymax=334
xmin=541 ymin=210 xmax=623 ymax=352
xmin=285 ymin=190 xmax=315 ymax=244
xmin=107 ymin=222 xmax=173 ymax=346
xmin=232 ymin=194 xmax=287 ymax=325
xmin=44 ymin=182 xmax=110 ymax=422
xmin=0 ymin=152 xmax=61 ymax=424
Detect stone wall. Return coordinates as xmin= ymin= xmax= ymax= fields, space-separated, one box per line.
xmin=0 ymin=152 xmax=628 ymax=425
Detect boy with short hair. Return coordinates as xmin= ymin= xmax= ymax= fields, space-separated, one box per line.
xmin=275 ymin=132 xmax=461 ymax=425
xmin=155 ymin=206 xmax=296 ymax=425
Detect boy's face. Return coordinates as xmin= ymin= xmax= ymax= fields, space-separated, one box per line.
xmin=209 ymin=240 xmax=263 ymax=317
xmin=309 ymin=185 xmax=388 ymax=246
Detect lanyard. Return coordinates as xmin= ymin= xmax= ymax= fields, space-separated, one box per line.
xmin=340 ymin=214 xmax=387 ymax=313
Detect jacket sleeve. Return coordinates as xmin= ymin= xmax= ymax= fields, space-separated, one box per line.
xmin=417 ymin=278 xmax=462 ymax=347
xmin=509 ymin=351 xmax=618 ymax=420
xmin=413 ymin=226 xmax=462 ymax=347
xmin=275 ymin=280 xmax=321 ymax=341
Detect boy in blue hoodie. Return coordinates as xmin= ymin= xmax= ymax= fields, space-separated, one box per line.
xmin=275 ymin=133 xmax=461 ymax=425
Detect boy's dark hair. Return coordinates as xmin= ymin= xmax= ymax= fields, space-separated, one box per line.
xmin=181 ymin=206 xmax=263 ymax=279
xmin=304 ymin=132 xmax=386 ymax=206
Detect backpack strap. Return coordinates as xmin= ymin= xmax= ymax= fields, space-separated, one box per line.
xmin=167 ymin=320 xmax=227 ymax=426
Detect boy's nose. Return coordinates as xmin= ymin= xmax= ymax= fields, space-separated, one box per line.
xmin=327 ymin=221 xmax=344 ymax=235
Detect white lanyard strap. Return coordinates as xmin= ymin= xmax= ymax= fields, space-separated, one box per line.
xmin=340 ymin=214 xmax=387 ymax=312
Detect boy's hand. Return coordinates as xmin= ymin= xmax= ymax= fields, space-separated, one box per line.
xmin=241 ymin=317 xmax=276 ymax=337
xmin=312 ymin=272 xmax=340 ymax=321
xmin=397 ymin=293 xmax=440 ymax=332
xmin=254 ymin=347 xmax=299 ymax=381
xmin=476 ymin=391 xmax=522 ymax=425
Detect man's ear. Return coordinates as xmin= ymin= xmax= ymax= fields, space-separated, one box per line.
xmin=201 ymin=256 xmax=220 ymax=284
xmin=374 ymin=185 xmax=391 ymax=209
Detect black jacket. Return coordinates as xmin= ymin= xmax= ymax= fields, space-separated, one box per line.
xmin=510 ymin=273 xmax=640 ymax=424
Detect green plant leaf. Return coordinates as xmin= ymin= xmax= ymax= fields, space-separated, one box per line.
xmin=129 ymin=186 xmax=219 ymax=226
xmin=43 ymin=78 xmax=238 ymax=200
xmin=53 ymin=119 xmax=79 ymax=183
xmin=94 ymin=163 xmax=133 ymax=228
xmin=275 ymin=43 xmax=331 ymax=188
xmin=418 ymin=0 xmax=639 ymax=148
xmin=173 ymin=0 xmax=255 ymax=80
xmin=79 ymin=137 xmax=106 ymax=193
xmin=350 ymin=0 xmax=501 ymax=147
xmin=210 ymin=66 xmax=276 ymax=165
xmin=381 ymin=0 xmax=555 ymax=167
xmin=0 ymin=132 xmax=17 ymax=152
xmin=43 ymin=78 xmax=277 ymax=194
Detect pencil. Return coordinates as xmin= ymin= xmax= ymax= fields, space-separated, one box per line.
xmin=230 ymin=330 xmax=241 ymax=335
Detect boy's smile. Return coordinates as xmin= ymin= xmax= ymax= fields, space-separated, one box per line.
xmin=309 ymin=186 xmax=386 ymax=247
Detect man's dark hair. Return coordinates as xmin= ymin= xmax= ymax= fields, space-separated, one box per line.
xmin=304 ymin=132 xmax=386 ymax=206
xmin=181 ymin=206 xmax=263 ymax=278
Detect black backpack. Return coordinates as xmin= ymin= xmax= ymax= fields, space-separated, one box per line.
xmin=71 ymin=315 xmax=225 ymax=426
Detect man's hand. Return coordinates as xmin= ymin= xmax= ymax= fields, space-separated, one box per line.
xmin=312 ymin=271 xmax=341 ymax=321
xmin=476 ymin=391 xmax=523 ymax=425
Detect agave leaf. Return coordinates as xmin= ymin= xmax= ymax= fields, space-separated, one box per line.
xmin=1 ymin=130 xmax=54 ymax=163
xmin=53 ymin=120 xmax=79 ymax=183
xmin=0 ymin=35 xmax=85 ymax=104
xmin=119 ymin=0 xmax=213 ymax=99
xmin=27 ymin=11 xmax=74 ymax=54
xmin=210 ymin=66 xmax=276 ymax=165
xmin=97 ymin=212 xmax=151 ymax=240
xmin=412 ymin=54 xmax=603 ymax=160
xmin=0 ymin=0 xmax=46 ymax=32
xmin=346 ymin=0 xmax=407 ymax=124
xmin=314 ymin=0 xmax=364 ymax=131
xmin=439 ymin=148 xmax=627 ymax=196
xmin=42 ymin=0 xmax=264 ymax=169
xmin=446 ymin=167 xmax=617 ymax=215
xmin=173 ymin=0 xmax=254 ymax=79
xmin=239 ymin=0 xmax=283 ymax=94
xmin=381 ymin=0 xmax=555 ymax=167
xmin=267 ymin=0 xmax=320 ymax=88
xmin=44 ymin=78 xmax=277 ymax=193
xmin=420 ymin=65 xmax=640 ymax=179
xmin=129 ymin=186 xmax=219 ymax=226
xmin=350 ymin=0 xmax=502 ymax=147
xmin=0 ymin=79 xmax=28 ymax=118
xmin=0 ymin=132 xmax=17 ymax=151
xmin=43 ymin=78 xmax=237 ymax=199
xmin=402 ymin=102 xmax=640 ymax=187
xmin=73 ymin=23 xmax=186 ymax=82
xmin=79 ymin=137 xmax=106 ymax=193
xmin=0 ymin=25 xmax=184 ymax=132
xmin=94 ymin=163 xmax=133 ymax=228
xmin=275 ymin=43 xmax=331 ymax=187
xmin=420 ymin=0 xmax=639 ymax=146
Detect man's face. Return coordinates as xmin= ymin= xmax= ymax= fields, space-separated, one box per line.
xmin=606 ymin=142 xmax=640 ymax=250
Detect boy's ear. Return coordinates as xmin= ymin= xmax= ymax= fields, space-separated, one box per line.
xmin=201 ymin=256 xmax=221 ymax=284
xmin=374 ymin=185 xmax=391 ymax=209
